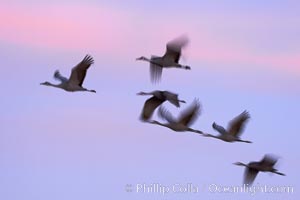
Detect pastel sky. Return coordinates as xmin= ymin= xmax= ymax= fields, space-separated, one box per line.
xmin=0 ymin=1 xmax=299 ymax=199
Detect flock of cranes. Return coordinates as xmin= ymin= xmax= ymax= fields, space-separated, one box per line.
xmin=41 ymin=35 xmax=285 ymax=186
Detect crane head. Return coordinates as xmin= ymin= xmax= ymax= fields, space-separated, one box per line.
xmin=233 ymin=162 xmax=247 ymax=167
xmin=40 ymin=81 xmax=51 ymax=86
xmin=137 ymin=91 xmax=148 ymax=95
xmin=136 ymin=56 xmax=147 ymax=61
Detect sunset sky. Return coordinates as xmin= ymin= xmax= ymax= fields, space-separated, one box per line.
xmin=0 ymin=0 xmax=299 ymax=199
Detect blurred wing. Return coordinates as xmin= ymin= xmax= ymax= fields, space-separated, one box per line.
xmin=150 ymin=56 xmax=163 ymax=84
xmin=212 ymin=122 xmax=227 ymax=135
xmin=163 ymin=91 xmax=181 ymax=107
xmin=244 ymin=168 xmax=259 ymax=186
xmin=140 ymin=96 xmax=164 ymax=121
xmin=158 ymin=106 xmax=176 ymax=124
xmin=69 ymin=55 xmax=94 ymax=86
xmin=178 ymin=99 xmax=200 ymax=127
xmin=259 ymin=154 xmax=278 ymax=168
xmin=53 ymin=70 xmax=68 ymax=83
xmin=228 ymin=110 xmax=250 ymax=137
xmin=163 ymin=35 xmax=189 ymax=63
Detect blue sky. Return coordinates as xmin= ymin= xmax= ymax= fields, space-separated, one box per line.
xmin=0 ymin=1 xmax=299 ymax=199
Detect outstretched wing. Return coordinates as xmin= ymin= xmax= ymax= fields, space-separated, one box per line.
xmin=244 ymin=167 xmax=259 ymax=186
xmin=212 ymin=122 xmax=227 ymax=135
xmin=158 ymin=106 xmax=176 ymax=124
xmin=178 ymin=99 xmax=200 ymax=127
xmin=150 ymin=56 xmax=163 ymax=84
xmin=53 ymin=70 xmax=68 ymax=83
xmin=162 ymin=35 xmax=189 ymax=63
xmin=259 ymin=154 xmax=278 ymax=168
xmin=228 ymin=110 xmax=250 ymax=137
xmin=69 ymin=55 xmax=94 ymax=86
xmin=140 ymin=96 xmax=164 ymax=121
xmin=163 ymin=91 xmax=181 ymax=107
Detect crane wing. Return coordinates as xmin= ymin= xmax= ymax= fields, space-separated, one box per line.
xmin=259 ymin=154 xmax=278 ymax=168
xmin=158 ymin=106 xmax=176 ymax=124
xmin=53 ymin=70 xmax=68 ymax=83
xmin=228 ymin=110 xmax=250 ymax=137
xmin=149 ymin=56 xmax=163 ymax=84
xmin=140 ymin=96 xmax=164 ymax=121
xmin=244 ymin=167 xmax=259 ymax=186
xmin=212 ymin=122 xmax=227 ymax=135
xmin=163 ymin=91 xmax=181 ymax=107
xmin=69 ymin=55 xmax=94 ymax=86
xmin=162 ymin=35 xmax=189 ymax=63
xmin=178 ymin=99 xmax=200 ymax=127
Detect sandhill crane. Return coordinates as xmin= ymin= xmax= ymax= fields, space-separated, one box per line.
xmin=40 ymin=55 xmax=96 ymax=93
xmin=234 ymin=154 xmax=286 ymax=185
xmin=150 ymin=99 xmax=203 ymax=134
xmin=136 ymin=35 xmax=190 ymax=83
xmin=137 ymin=90 xmax=186 ymax=121
xmin=203 ymin=111 xmax=252 ymax=143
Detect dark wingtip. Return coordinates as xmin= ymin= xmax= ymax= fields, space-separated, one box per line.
xmin=53 ymin=70 xmax=59 ymax=77
xmin=84 ymin=54 xmax=94 ymax=65
xmin=139 ymin=115 xmax=150 ymax=123
xmin=242 ymin=110 xmax=251 ymax=118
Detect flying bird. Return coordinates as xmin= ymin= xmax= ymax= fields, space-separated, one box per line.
xmin=234 ymin=154 xmax=286 ymax=185
xmin=136 ymin=35 xmax=190 ymax=83
xmin=203 ymin=111 xmax=252 ymax=143
xmin=137 ymin=90 xmax=186 ymax=121
xmin=40 ymin=55 xmax=96 ymax=93
xmin=150 ymin=99 xmax=203 ymax=134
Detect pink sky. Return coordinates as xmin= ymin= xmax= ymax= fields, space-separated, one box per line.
xmin=0 ymin=3 xmax=299 ymax=76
